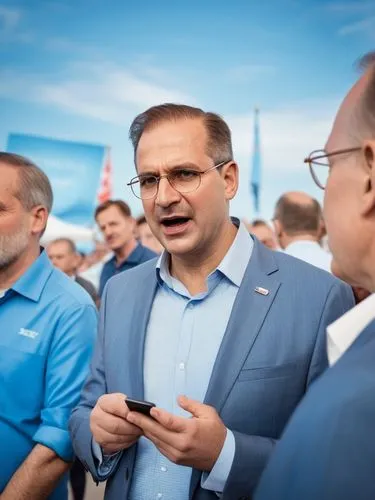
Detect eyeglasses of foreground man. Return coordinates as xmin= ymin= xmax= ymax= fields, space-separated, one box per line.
xmin=127 ymin=160 xmax=228 ymax=199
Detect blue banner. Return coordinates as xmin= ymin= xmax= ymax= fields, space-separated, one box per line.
xmin=6 ymin=133 xmax=106 ymax=227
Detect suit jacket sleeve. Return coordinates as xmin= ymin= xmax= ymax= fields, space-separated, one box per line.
xmin=221 ymin=280 xmax=355 ymax=499
xmin=69 ymin=285 xmax=124 ymax=481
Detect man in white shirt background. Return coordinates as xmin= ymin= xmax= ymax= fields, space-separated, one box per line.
xmin=273 ymin=191 xmax=331 ymax=272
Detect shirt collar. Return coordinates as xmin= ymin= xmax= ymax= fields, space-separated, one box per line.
xmin=156 ymin=221 xmax=253 ymax=289
xmin=112 ymin=243 xmax=144 ymax=267
xmin=285 ymin=240 xmax=321 ymax=251
xmin=327 ymin=292 xmax=375 ymax=366
xmin=11 ymin=249 xmax=53 ymax=302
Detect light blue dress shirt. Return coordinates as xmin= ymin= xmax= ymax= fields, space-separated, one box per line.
xmin=127 ymin=222 xmax=254 ymax=500
xmin=0 ymin=250 xmax=97 ymax=499
xmin=285 ymin=241 xmax=332 ymax=273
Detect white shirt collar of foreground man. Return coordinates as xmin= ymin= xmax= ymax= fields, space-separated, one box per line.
xmin=327 ymin=292 xmax=375 ymax=366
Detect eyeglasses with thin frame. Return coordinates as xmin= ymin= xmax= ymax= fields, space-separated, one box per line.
xmin=127 ymin=160 xmax=231 ymax=200
xmin=304 ymin=147 xmax=361 ymax=189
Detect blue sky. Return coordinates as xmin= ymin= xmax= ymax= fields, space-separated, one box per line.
xmin=0 ymin=0 xmax=374 ymax=221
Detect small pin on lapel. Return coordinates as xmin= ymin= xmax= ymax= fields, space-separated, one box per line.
xmin=255 ymin=286 xmax=270 ymax=296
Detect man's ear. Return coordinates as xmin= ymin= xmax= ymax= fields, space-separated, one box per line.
xmin=30 ymin=206 xmax=48 ymax=236
xmin=222 ymin=161 xmax=239 ymax=201
xmin=361 ymin=140 xmax=375 ymax=217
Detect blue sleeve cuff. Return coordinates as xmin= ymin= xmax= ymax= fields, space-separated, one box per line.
xmin=33 ymin=425 xmax=73 ymax=462
xmin=201 ymin=429 xmax=236 ymax=493
xmin=91 ymin=439 xmax=121 ymax=476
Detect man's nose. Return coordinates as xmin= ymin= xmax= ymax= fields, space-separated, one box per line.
xmin=103 ymin=228 xmax=112 ymax=239
xmin=155 ymin=177 xmax=181 ymax=207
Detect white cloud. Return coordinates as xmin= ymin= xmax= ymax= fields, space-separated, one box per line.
xmin=0 ymin=5 xmax=33 ymax=43
xmin=326 ymin=1 xmax=375 ymax=14
xmin=0 ymin=6 xmax=21 ymax=31
xmin=227 ymin=99 xmax=338 ymax=172
xmin=0 ymin=62 xmax=195 ymax=123
xmin=338 ymin=15 xmax=375 ymax=36
xmin=225 ymin=100 xmax=339 ymax=218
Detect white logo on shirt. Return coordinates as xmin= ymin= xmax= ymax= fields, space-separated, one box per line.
xmin=18 ymin=328 xmax=39 ymax=339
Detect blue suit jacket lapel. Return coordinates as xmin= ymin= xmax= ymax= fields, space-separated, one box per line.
xmin=204 ymin=240 xmax=281 ymax=410
xmin=127 ymin=264 xmax=158 ymax=399
xmin=190 ymin=241 xmax=281 ymax=498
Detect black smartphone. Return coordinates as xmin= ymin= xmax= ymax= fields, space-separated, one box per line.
xmin=125 ymin=398 xmax=156 ymax=416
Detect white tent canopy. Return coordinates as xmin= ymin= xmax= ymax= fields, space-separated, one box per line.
xmin=41 ymin=214 xmax=94 ymax=245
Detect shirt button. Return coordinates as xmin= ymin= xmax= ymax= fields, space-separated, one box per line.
xmin=157 ymin=494 xmax=163 ymax=499
xmin=179 ymin=362 xmax=185 ymax=370
xmin=160 ymin=465 xmax=167 ymax=472
xmin=187 ymin=302 xmax=193 ymax=309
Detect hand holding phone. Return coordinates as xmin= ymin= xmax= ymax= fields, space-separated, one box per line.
xmin=125 ymin=398 xmax=156 ymax=417
xmin=90 ymin=393 xmax=143 ymax=455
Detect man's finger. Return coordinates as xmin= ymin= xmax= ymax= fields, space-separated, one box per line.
xmin=150 ymin=407 xmax=187 ymax=433
xmin=96 ymin=414 xmax=142 ymax=436
xmin=99 ymin=393 xmax=128 ymax=419
xmin=127 ymin=411 xmax=184 ymax=446
xmin=93 ymin=427 xmax=134 ymax=447
xmin=178 ymin=395 xmax=214 ymax=418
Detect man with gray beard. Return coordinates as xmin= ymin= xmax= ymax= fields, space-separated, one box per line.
xmin=0 ymin=152 xmax=97 ymax=500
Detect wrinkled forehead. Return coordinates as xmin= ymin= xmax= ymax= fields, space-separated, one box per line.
xmin=0 ymin=163 xmax=19 ymax=199
xmin=326 ymin=71 xmax=371 ymax=152
xmin=136 ymin=119 xmax=209 ymax=171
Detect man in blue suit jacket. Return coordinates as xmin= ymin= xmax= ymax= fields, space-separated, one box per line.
xmin=255 ymin=52 xmax=375 ymax=500
xmin=70 ymin=104 xmax=353 ymax=500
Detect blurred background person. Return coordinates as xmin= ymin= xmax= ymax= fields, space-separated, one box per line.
xmin=273 ymin=191 xmax=332 ymax=272
xmin=247 ymin=219 xmax=278 ymax=250
xmin=47 ymin=238 xmax=98 ymax=306
xmin=136 ymin=214 xmax=163 ymax=254
xmin=95 ymin=200 xmax=157 ymax=296
xmin=78 ymin=239 xmax=112 ymax=291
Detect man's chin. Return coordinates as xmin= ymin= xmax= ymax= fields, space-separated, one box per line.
xmin=162 ymin=238 xmax=197 ymax=258
xmin=108 ymin=243 xmax=122 ymax=252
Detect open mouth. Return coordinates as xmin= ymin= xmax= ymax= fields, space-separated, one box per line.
xmin=161 ymin=217 xmax=190 ymax=227
xmin=160 ymin=216 xmax=191 ymax=235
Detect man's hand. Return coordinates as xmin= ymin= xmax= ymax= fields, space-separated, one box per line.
xmin=90 ymin=393 xmax=143 ymax=455
xmin=126 ymin=395 xmax=227 ymax=471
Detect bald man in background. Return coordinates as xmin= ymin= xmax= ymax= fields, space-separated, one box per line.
xmin=273 ymin=192 xmax=331 ymax=272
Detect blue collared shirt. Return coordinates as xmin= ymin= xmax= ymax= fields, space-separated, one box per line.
xmin=99 ymin=243 xmax=157 ymax=296
xmin=129 ymin=222 xmax=254 ymax=500
xmin=0 ymin=251 xmax=97 ymax=499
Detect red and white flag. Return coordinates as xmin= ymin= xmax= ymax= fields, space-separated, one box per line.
xmin=97 ymin=148 xmax=112 ymax=204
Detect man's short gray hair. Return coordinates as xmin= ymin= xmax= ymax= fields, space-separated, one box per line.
xmin=0 ymin=152 xmax=53 ymax=212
